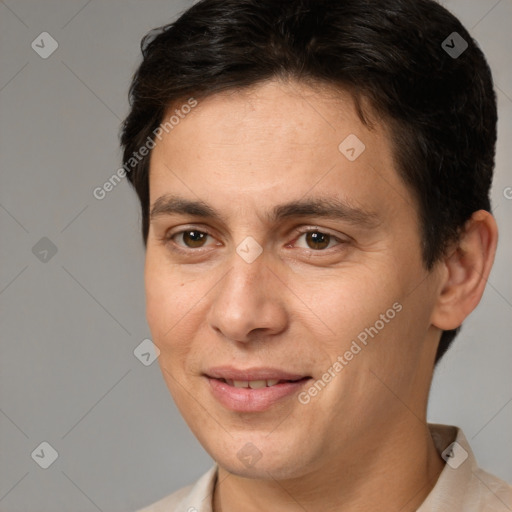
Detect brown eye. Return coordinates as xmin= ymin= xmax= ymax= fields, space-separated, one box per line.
xmin=179 ymin=230 xmax=208 ymax=248
xmin=305 ymin=231 xmax=331 ymax=250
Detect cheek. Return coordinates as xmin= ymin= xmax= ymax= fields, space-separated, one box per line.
xmin=145 ymin=255 xmax=190 ymax=347
xmin=290 ymin=266 xmax=401 ymax=346
xmin=144 ymin=254 xmax=214 ymax=369
xmin=145 ymin=263 xmax=171 ymax=338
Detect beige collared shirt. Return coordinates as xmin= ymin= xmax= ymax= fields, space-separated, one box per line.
xmin=137 ymin=424 xmax=512 ymax=511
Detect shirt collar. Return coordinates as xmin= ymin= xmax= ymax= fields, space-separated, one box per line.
xmin=173 ymin=423 xmax=509 ymax=512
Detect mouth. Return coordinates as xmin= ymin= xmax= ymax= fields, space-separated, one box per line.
xmin=204 ymin=367 xmax=312 ymax=412
xmin=213 ymin=377 xmax=309 ymax=388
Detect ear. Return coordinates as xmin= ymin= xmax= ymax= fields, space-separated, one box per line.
xmin=431 ymin=210 xmax=498 ymax=331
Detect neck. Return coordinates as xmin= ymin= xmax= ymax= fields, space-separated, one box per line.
xmin=212 ymin=420 xmax=445 ymax=512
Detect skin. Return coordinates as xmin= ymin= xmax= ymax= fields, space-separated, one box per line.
xmin=145 ymin=79 xmax=498 ymax=512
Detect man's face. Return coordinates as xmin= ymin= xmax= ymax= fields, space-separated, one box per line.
xmin=145 ymin=80 xmax=443 ymax=479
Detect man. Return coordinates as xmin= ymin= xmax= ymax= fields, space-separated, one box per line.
xmin=121 ymin=0 xmax=512 ymax=510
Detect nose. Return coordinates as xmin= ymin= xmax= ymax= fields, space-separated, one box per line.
xmin=206 ymin=250 xmax=288 ymax=344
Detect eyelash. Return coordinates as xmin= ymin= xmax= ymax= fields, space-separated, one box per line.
xmin=162 ymin=226 xmax=347 ymax=255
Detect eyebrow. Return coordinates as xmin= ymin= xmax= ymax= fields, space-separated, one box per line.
xmin=149 ymin=194 xmax=380 ymax=228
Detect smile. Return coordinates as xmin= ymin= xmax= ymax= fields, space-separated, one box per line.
xmin=204 ymin=368 xmax=311 ymax=412
xmin=220 ymin=378 xmax=300 ymax=388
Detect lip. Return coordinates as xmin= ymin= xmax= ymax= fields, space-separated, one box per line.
xmin=204 ymin=366 xmax=311 ymax=412
xmin=205 ymin=366 xmax=307 ymax=381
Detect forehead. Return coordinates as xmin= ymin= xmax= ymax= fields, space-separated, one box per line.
xmin=148 ymin=79 xmax=416 ymax=225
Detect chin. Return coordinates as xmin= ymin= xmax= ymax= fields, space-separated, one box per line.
xmin=219 ymin=458 xmax=302 ymax=480
xmin=206 ymin=438 xmax=313 ymax=480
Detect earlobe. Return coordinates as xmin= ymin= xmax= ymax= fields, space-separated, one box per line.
xmin=431 ymin=210 xmax=498 ymax=331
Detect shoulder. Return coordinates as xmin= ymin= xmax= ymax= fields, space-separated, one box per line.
xmin=422 ymin=423 xmax=512 ymax=511
xmin=136 ymin=483 xmax=193 ymax=512
xmin=469 ymin=466 xmax=512 ymax=511
xmin=135 ymin=465 xmax=217 ymax=512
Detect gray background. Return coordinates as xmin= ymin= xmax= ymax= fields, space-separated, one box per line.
xmin=0 ymin=1 xmax=510 ymax=510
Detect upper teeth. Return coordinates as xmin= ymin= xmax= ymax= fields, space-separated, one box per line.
xmin=228 ymin=379 xmax=281 ymax=388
